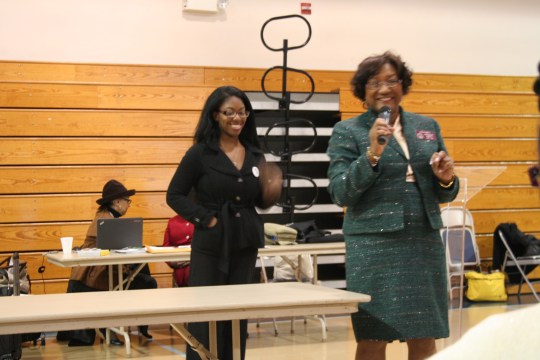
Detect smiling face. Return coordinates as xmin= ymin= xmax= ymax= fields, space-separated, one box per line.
xmin=214 ymin=95 xmax=248 ymax=140
xmin=364 ymin=63 xmax=403 ymax=117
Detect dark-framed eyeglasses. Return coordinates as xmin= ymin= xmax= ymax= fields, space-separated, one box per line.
xmin=219 ymin=109 xmax=250 ymax=119
xmin=366 ymin=79 xmax=402 ymax=90
xmin=122 ymin=198 xmax=132 ymax=204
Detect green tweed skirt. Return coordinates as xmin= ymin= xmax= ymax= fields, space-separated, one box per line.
xmin=346 ymin=183 xmax=449 ymax=341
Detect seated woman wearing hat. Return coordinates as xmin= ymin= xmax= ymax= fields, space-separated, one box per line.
xmin=66 ymin=179 xmax=156 ymax=345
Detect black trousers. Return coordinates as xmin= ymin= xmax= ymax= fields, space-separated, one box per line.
xmin=186 ymin=247 xmax=258 ymax=360
xmin=128 ymin=264 xmax=158 ymax=290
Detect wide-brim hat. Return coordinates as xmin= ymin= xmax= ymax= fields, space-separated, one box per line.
xmin=96 ymin=180 xmax=136 ymax=205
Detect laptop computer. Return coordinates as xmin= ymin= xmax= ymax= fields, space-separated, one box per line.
xmin=96 ymin=217 xmax=143 ymax=250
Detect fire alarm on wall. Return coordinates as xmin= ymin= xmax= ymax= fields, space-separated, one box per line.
xmin=301 ymin=3 xmax=311 ymax=15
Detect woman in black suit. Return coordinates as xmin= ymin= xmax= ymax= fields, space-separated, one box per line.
xmin=166 ymin=86 xmax=282 ymax=360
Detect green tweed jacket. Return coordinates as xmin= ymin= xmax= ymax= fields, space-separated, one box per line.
xmin=327 ymin=108 xmax=460 ymax=235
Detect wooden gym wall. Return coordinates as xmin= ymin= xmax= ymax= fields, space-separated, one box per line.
xmin=0 ymin=61 xmax=538 ymax=294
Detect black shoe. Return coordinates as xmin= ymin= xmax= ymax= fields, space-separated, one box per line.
xmin=110 ymin=338 xmax=124 ymax=346
xmin=138 ymin=326 xmax=153 ymax=340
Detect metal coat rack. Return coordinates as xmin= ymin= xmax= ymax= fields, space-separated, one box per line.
xmin=260 ymin=14 xmax=318 ymax=223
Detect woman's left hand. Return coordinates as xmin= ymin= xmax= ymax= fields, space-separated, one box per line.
xmin=430 ymin=151 xmax=455 ymax=184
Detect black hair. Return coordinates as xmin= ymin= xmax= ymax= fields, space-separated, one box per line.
xmin=350 ymin=51 xmax=413 ymax=102
xmin=193 ymin=86 xmax=260 ymax=149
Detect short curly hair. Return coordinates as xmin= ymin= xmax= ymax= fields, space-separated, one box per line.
xmin=350 ymin=51 xmax=413 ymax=102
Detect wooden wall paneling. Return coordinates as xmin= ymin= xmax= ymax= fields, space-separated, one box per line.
xmin=0 ymin=83 xmax=99 ymax=108
xmin=0 ymin=83 xmax=213 ymax=110
xmin=466 ymin=188 xmax=540 ymax=210
xmin=0 ymin=165 xmax=178 ymax=194
xmin=339 ymin=89 xmax=538 ymax=115
xmin=445 ymin=139 xmax=537 ymax=162
xmin=0 ymin=109 xmax=199 ymax=137
xmin=411 ymin=73 xmax=536 ymax=92
xmin=402 ymin=91 xmax=538 ymax=115
xmin=207 ymin=69 xmax=536 ymax=94
xmin=340 ymin=113 xmax=540 ymax=139
xmin=0 ymin=138 xmax=191 ymax=165
xmin=3 ymin=61 xmax=532 ymax=94
xmin=204 ymin=67 xmax=352 ymax=93
xmin=0 ymin=193 xmax=176 ymax=223
xmin=454 ymin=164 xmax=536 ymax=186
xmin=472 ymin=210 xmax=540 ymax=235
xmin=0 ymin=61 xmax=205 ymax=86
xmin=6 ymin=138 xmax=532 ymax=167
xmin=30 ymin=280 xmax=68 ymax=295
xmin=435 ymin=115 xmax=539 ymax=138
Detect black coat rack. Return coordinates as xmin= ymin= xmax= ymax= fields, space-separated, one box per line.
xmin=260 ymin=14 xmax=318 ymax=223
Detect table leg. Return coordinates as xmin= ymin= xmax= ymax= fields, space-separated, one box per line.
xmin=232 ymin=319 xmax=240 ymax=360
xmin=110 ymin=326 xmax=131 ymax=356
xmin=103 ymin=264 xmax=131 ymax=356
xmin=312 ymin=254 xmax=318 ymax=284
xmin=170 ymin=323 xmax=218 ymax=360
xmin=209 ymin=321 xmax=217 ymax=355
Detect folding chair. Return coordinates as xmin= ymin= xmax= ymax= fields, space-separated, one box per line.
xmin=258 ymin=254 xmax=327 ymax=340
xmin=440 ymin=206 xmax=480 ymax=299
xmin=498 ymin=229 xmax=540 ymax=302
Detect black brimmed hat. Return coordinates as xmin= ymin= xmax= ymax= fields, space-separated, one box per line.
xmin=96 ymin=180 xmax=136 ymax=205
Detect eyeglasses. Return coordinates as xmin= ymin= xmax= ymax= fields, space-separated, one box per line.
xmin=122 ymin=198 xmax=132 ymax=204
xmin=219 ymin=109 xmax=250 ymax=119
xmin=366 ymin=79 xmax=402 ymax=90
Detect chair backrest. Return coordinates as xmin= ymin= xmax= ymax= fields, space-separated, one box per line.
xmin=440 ymin=206 xmax=474 ymax=228
xmin=441 ymin=227 xmax=479 ymax=267
xmin=440 ymin=206 xmax=480 ymax=268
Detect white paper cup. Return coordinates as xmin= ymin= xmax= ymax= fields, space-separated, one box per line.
xmin=60 ymin=236 xmax=73 ymax=254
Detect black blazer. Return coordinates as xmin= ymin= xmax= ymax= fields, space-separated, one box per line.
xmin=167 ymin=141 xmax=266 ymax=257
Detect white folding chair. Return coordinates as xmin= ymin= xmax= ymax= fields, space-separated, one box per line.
xmin=440 ymin=206 xmax=480 ymax=299
xmin=498 ymin=229 xmax=540 ymax=302
xmin=258 ymin=254 xmax=327 ymax=340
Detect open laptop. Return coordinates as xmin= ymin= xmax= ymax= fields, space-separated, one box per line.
xmin=96 ymin=217 xmax=143 ymax=250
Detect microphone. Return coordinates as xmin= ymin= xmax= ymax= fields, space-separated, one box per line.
xmin=377 ymin=106 xmax=392 ymax=145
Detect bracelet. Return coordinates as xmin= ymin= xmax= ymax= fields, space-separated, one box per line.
xmin=439 ymin=175 xmax=455 ymax=188
xmin=366 ymin=147 xmax=381 ymax=167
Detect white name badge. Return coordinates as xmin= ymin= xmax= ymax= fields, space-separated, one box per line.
xmin=252 ymin=166 xmax=260 ymax=177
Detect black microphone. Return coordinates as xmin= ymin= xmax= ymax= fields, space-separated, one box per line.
xmin=377 ymin=106 xmax=392 ymax=145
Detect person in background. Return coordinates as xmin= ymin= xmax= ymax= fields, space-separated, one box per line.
xmin=163 ymin=214 xmax=194 ymax=287
xmin=326 ymin=51 xmax=459 ymax=360
xmin=166 ymin=85 xmax=282 ymax=360
xmin=67 ymin=180 xmax=156 ymax=344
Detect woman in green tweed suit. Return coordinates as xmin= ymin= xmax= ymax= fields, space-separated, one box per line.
xmin=327 ymin=52 xmax=459 ymax=360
